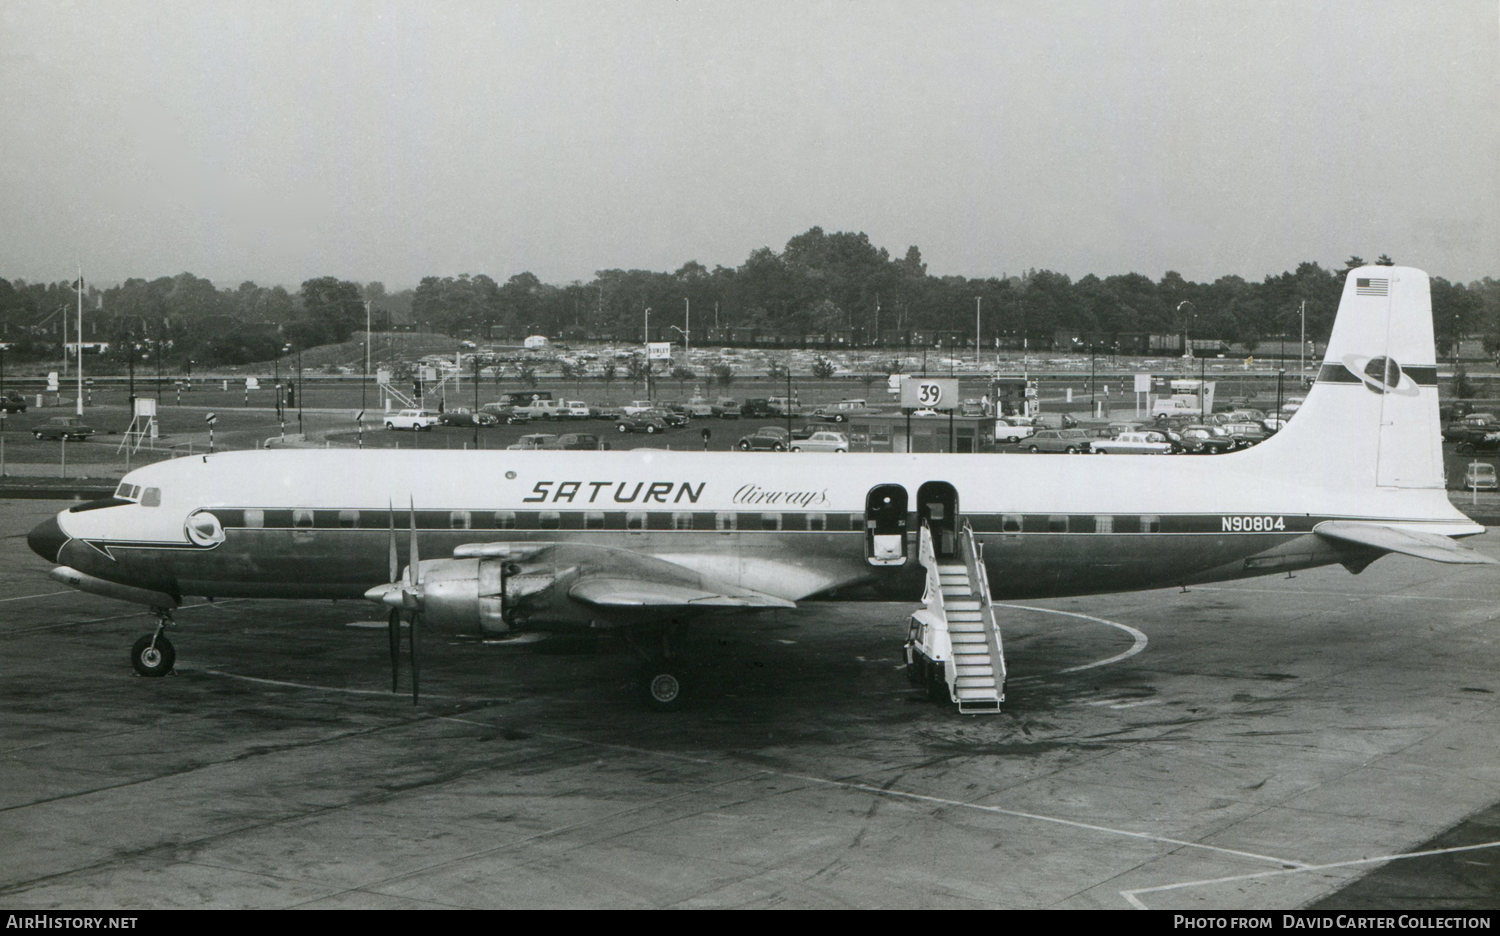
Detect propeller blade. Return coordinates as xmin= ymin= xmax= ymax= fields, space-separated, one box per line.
xmin=388 ymin=608 xmax=401 ymax=693
xmin=387 ymin=500 xmax=398 ymax=584
xmin=409 ymin=612 xmax=421 ymax=704
xmin=407 ymin=496 xmax=420 ymax=588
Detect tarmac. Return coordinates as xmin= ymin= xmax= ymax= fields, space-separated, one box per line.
xmin=3 ymin=498 xmax=1499 ymax=909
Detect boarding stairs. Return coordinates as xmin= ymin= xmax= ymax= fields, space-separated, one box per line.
xmin=917 ymin=519 xmax=1006 ymax=713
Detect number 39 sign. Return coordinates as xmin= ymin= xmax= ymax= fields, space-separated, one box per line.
xmin=900 ymin=377 xmax=959 ymax=411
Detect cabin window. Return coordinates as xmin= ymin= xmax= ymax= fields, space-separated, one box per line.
xmin=716 ymin=512 xmax=737 ymax=532
xmin=338 ymin=509 xmax=359 ymax=529
xmin=761 ymin=513 xmax=781 ymax=531
xmin=1095 ymin=515 xmax=1113 ymax=534
xmin=243 ymin=508 xmax=264 ymax=529
xmin=1141 ymin=515 xmax=1161 ymax=533
xmin=450 ymin=510 xmax=471 ymax=530
xmin=538 ymin=511 xmax=560 ymax=529
xmin=1048 ymin=514 xmax=1068 ymax=533
xmin=293 ymin=509 xmax=314 ymax=529
xmin=808 ymin=512 xmax=827 ymax=531
xmin=494 ymin=510 xmax=516 ymax=530
xmin=672 ymin=511 xmax=694 ymax=530
xmin=1002 ymin=514 xmax=1022 ymax=533
xmin=140 ymin=487 xmax=161 ymax=507
xmin=626 ymin=511 xmax=647 ymax=532
xmin=585 ymin=511 xmax=605 ymax=530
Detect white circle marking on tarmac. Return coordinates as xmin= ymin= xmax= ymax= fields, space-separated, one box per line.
xmin=992 ymin=603 xmax=1149 ymax=673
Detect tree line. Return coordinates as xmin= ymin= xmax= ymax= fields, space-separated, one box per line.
xmin=0 ymin=228 xmax=1494 ymax=369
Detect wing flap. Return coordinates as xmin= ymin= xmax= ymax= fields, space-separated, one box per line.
xmin=1314 ymin=521 xmax=1497 ymax=565
xmin=570 ymin=576 xmax=796 ymax=609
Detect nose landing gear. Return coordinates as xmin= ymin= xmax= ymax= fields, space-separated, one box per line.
xmin=131 ymin=608 xmax=176 ymax=678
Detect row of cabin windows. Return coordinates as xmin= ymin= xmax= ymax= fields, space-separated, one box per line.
xmin=241 ymin=508 xmax=836 ymax=532
xmin=998 ymin=514 xmax=1159 ymax=534
xmin=237 ymin=509 xmax=1160 ymax=534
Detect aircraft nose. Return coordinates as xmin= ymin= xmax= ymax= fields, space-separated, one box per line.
xmin=27 ymin=515 xmax=68 ymax=564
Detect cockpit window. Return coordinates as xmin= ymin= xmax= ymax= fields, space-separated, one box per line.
xmin=140 ymin=487 xmax=161 ymax=507
xmin=114 ymin=483 xmax=141 ymax=501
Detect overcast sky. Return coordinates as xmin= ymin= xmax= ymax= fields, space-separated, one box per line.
xmin=2 ymin=0 xmax=1496 ymax=290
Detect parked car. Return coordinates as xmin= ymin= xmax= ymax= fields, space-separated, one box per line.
xmin=959 ymin=399 xmax=989 ymax=417
xmin=737 ymin=426 xmax=790 ymax=451
xmin=508 ymin=433 xmax=559 ymax=450
xmin=1031 ymin=412 xmax=1079 ymax=430
xmin=768 ymin=396 xmax=804 ymax=416
xmin=1222 ymin=421 xmax=1270 ymax=448
xmin=0 ymin=392 xmax=27 ymax=413
xmin=616 ymin=414 xmax=668 ymax=434
xmin=1463 ymin=462 xmax=1498 ymax=491
xmin=643 ymin=407 xmax=689 ymax=428
xmin=515 ymin=399 xmax=563 ymax=420
xmin=1457 ymin=432 xmax=1500 ymax=455
xmin=385 ymin=409 xmax=439 ymax=431
xmin=715 ymin=398 xmax=742 ymax=418
xmin=1178 ymin=425 xmax=1237 ymax=454
xmin=1024 ymin=429 xmax=1093 ymax=454
xmin=438 ymin=407 xmax=497 ymax=427
xmin=32 ymin=416 xmax=95 ymax=441
xmin=739 ymin=398 xmax=776 ymax=419
xmin=1092 ymin=431 xmax=1173 ymax=455
xmin=548 ymin=433 xmax=604 ymax=450
xmin=622 ymin=400 xmax=658 ymax=416
xmin=993 ymin=417 xmax=1036 ymax=444
xmin=593 ymin=403 xmax=625 ymax=420
xmin=559 ymin=400 xmax=593 ymax=419
xmin=684 ymin=397 xmax=723 ymax=418
xmin=790 ymin=431 xmax=849 ymax=453
xmin=815 ymin=399 xmax=878 ymax=422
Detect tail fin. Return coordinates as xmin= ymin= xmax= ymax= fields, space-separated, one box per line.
xmin=1269 ymin=266 xmax=1443 ymax=490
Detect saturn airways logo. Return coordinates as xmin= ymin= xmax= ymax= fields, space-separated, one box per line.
xmin=1342 ymin=354 xmax=1419 ymax=396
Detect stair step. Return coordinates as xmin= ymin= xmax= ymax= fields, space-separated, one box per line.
xmin=946 ymin=600 xmax=980 ymax=611
xmin=950 ymin=633 xmax=987 ymax=645
xmin=956 ymin=676 xmax=996 ymax=688
xmin=957 ymin=687 xmax=1001 ymax=700
xmin=946 ymin=611 xmax=983 ymax=621
xmin=937 ymin=564 xmax=966 ymax=573
xmin=953 ymin=650 xmax=991 ymax=660
xmin=956 ymin=664 xmax=994 ymax=677
xmin=948 ymin=623 xmax=984 ymax=634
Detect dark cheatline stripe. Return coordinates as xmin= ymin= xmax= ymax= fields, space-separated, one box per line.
xmin=1404 ymin=366 xmax=1438 ymax=386
xmin=1318 ymin=363 xmax=1438 ymax=387
xmin=1318 ymin=364 xmax=1361 ymax=383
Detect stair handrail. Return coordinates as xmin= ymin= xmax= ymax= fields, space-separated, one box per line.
xmin=959 ymin=519 xmax=1006 ymax=701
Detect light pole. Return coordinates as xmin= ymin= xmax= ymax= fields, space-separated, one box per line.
xmin=975 ymin=297 xmax=982 ymax=366
xmin=683 ymin=298 xmax=690 ymax=362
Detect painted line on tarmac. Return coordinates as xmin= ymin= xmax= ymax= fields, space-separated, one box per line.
xmin=431 ymin=711 xmax=1304 ymax=871
xmin=0 ymin=590 xmax=73 ymax=603
xmin=779 ymin=770 xmax=1307 ymax=870
xmin=1120 ymin=838 xmax=1500 ymax=909
xmin=1193 ymin=585 xmax=1497 ymax=603
xmin=994 ymin=603 xmax=1149 ymax=673
xmin=194 ymin=668 xmax=509 ymax=704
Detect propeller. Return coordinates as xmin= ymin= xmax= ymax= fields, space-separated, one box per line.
xmin=407 ymin=496 xmax=421 ymax=705
xmin=365 ymin=497 xmax=424 ymax=704
xmin=387 ymin=502 xmax=400 ymax=693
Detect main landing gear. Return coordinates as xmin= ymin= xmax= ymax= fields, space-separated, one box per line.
xmin=131 ymin=608 xmax=176 ymax=677
xmin=630 ymin=626 xmax=688 ymax=711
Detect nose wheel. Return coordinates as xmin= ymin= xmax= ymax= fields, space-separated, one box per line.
xmin=131 ymin=609 xmax=177 ymax=677
xmin=630 ymin=626 xmax=689 ymax=711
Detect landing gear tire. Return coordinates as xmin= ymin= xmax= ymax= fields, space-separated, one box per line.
xmin=131 ymin=633 xmax=175 ymax=677
xmin=640 ymin=664 xmax=687 ymax=711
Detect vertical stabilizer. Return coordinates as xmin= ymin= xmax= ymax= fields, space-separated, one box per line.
xmin=1266 ymin=267 xmax=1443 ymax=490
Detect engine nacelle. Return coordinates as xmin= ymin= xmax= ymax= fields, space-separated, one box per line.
xmin=412 ymin=556 xmax=591 ymax=634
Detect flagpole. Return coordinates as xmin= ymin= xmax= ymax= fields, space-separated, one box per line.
xmin=76 ymin=264 xmax=84 ymax=416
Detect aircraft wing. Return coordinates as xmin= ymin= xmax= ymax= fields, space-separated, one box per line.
xmin=453 ymin=540 xmax=796 ymax=609
xmin=570 ymin=576 xmax=795 ymax=609
xmin=1313 ymin=521 xmax=1498 ymax=565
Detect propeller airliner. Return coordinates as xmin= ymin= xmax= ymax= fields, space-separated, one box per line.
xmin=28 ymin=267 xmax=1493 ymax=710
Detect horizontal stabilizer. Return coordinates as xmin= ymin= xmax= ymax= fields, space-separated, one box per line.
xmin=1314 ymin=521 xmax=1497 ymax=565
xmin=570 ymin=576 xmax=796 ymax=609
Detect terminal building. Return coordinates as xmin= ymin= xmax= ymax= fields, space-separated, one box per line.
xmin=837 ymin=412 xmax=996 ymax=454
